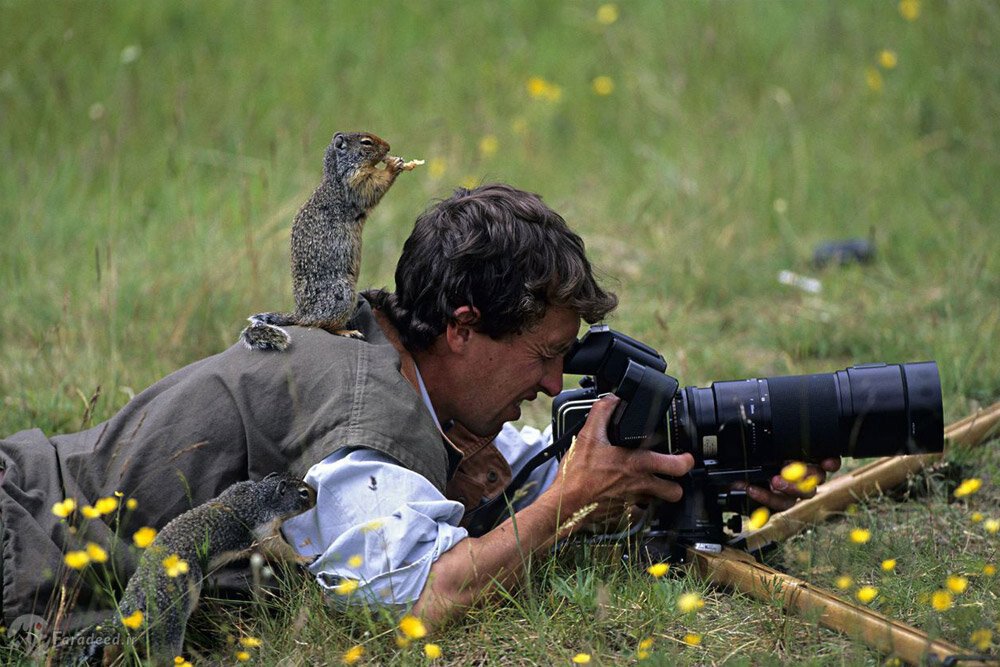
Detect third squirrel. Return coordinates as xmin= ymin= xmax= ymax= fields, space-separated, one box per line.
xmin=241 ymin=131 xmax=423 ymax=351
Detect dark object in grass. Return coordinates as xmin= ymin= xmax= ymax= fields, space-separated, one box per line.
xmin=812 ymin=238 xmax=876 ymax=268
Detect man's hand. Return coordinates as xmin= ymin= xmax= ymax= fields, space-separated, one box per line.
xmin=550 ymin=394 xmax=695 ymax=531
xmin=730 ymin=458 xmax=842 ymax=512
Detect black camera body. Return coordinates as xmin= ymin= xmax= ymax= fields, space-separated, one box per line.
xmin=553 ymin=325 xmax=944 ymax=561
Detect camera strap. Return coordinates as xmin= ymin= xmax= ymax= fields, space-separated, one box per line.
xmin=463 ymin=428 xmax=579 ymax=536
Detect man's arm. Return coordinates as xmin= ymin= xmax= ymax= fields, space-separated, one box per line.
xmin=411 ymin=396 xmax=695 ymax=627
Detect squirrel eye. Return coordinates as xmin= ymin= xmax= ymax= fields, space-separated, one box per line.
xmin=299 ymin=487 xmax=311 ymax=500
xmin=360 ymin=138 xmax=373 ymax=146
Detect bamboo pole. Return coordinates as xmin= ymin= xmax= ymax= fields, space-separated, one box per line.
xmin=688 ymin=547 xmax=993 ymax=666
xmin=743 ymin=402 xmax=1000 ymax=553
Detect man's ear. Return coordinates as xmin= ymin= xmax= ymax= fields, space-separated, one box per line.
xmin=444 ymin=306 xmax=481 ymax=354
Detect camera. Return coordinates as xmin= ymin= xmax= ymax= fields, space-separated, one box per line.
xmin=553 ymin=325 xmax=944 ymax=560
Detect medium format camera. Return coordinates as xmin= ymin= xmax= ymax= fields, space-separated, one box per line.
xmin=553 ymin=326 xmax=944 ymax=560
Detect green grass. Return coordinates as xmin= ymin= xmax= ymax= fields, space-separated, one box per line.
xmin=2 ymin=0 xmax=998 ymax=663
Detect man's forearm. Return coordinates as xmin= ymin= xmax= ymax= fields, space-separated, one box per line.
xmin=411 ymin=482 xmax=581 ymax=627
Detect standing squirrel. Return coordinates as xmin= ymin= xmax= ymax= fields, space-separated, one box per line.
xmin=58 ymin=473 xmax=316 ymax=664
xmin=240 ymin=131 xmax=423 ymax=351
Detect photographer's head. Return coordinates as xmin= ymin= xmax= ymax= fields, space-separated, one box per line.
xmin=375 ymin=183 xmax=617 ymax=436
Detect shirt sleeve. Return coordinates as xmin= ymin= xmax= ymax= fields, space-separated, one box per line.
xmin=280 ymin=448 xmax=469 ymax=612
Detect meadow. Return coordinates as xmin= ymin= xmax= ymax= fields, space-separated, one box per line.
xmin=1 ymin=0 xmax=998 ymax=663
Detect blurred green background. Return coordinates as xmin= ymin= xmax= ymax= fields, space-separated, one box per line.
xmin=2 ymin=1 xmax=999 ymax=662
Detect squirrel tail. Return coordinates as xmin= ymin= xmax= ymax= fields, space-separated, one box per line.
xmin=240 ymin=312 xmax=295 ymax=351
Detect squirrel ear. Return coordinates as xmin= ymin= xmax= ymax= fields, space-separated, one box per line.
xmin=334 ymin=133 xmax=346 ymax=150
xmin=276 ymin=479 xmax=288 ymax=496
xmin=263 ymin=471 xmax=278 ymax=481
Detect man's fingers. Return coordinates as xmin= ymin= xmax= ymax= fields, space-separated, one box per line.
xmin=579 ymin=394 xmax=620 ymax=438
xmin=637 ymin=451 xmax=695 ymax=478
xmin=640 ymin=476 xmax=685 ymax=503
xmin=744 ymin=484 xmax=796 ymax=511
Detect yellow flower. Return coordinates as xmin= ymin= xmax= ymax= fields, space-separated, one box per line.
xmin=747 ymin=507 xmax=770 ymax=531
xmin=86 ymin=542 xmax=109 ymax=563
xmin=931 ymin=590 xmax=953 ymax=611
xmin=398 ymin=615 xmax=427 ymax=639
xmin=984 ymin=564 xmax=996 ymax=576
xmin=646 ymin=562 xmax=669 ymax=578
xmin=174 ymin=658 xmax=184 ymax=665
xmin=591 ymin=76 xmax=614 ymax=96
xmin=479 ymin=135 xmax=499 ymax=158
xmin=52 ymin=498 xmax=77 ymax=518
xmin=126 ymin=498 xmax=138 ymax=510
xmin=596 ymin=4 xmax=619 ymax=25
xmin=526 ymin=76 xmax=562 ymax=102
xmin=235 ymin=651 xmax=251 ymax=661
xmin=133 ymin=527 xmax=157 ymax=548
xmin=162 ymin=554 xmax=190 ymax=578
xmin=683 ymin=633 xmax=702 ymax=646
xmin=94 ymin=497 xmax=119 ymax=515
xmin=781 ymin=462 xmax=807 ymax=483
xmin=970 ymin=629 xmax=993 ymax=651
xmin=984 ymin=518 xmax=999 ymax=534
xmin=239 ymin=636 xmax=262 ymax=648
xmin=856 ymin=586 xmax=878 ymax=603
xmin=334 ymin=579 xmax=359 ymax=596
xmin=347 ymin=554 xmax=364 ymax=569
xmin=796 ymin=475 xmax=820 ymax=494
xmin=428 ymin=158 xmax=446 ymax=179
xmin=954 ymin=478 xmax=982 ymax=498
xmin=572 ymin=653 xmax=591 ymax=664
xmin=677 ymin=592 xmax=705 ymax=613
xmin=64 ymin=550 xmax=91 ymax=569
xmin=850 ymin=528 xmax=871 ymax=544
xmin=835 ymin=575 xmax=853 ymax=590
xmin=881 ymin=559 xmax=897 ymax=572
xmin=866 ymin=67 xmax=884 ymax=93
xmin=972 ymin=512 xmax=984 ymax=522
xmin=81 ymin=505 xmax=101 ymax=519
xmin=945 ymin=575 xmax=968 ymax=594
xmin=395 ymin=635 xmax=411 ymax=648
xmin=424 ymin=643 xmax=442 ymax=659
xmin=120 ymin=610 xmax=143 ymax=629
xmin=899 ymin=0 xmax=920 ymax=21
xmin=343 ymin=645 xmax=364 ymax=664
xmin=878 ymin=50 xmax=898 ymax=69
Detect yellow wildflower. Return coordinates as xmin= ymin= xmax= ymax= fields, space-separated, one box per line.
xmin=954 ymin=478 xmax=982 ymax=498
xmin=572 ymin=653 xmax=591 ymax=664
xmin=866 ymin=68 xmax=884 ymax=93
xmin=677 ymin=592 xmax=705 ymax=613
xmin=133 ymin=527 xmax=157 ymax=548
xmin=94 ymin=497 xmax=119 ymax=515
xmin=526 ymin=76 xmax=562 ymax=102
xmin=945 ymin=575 xmax=968 ymax=594
xmin=881 ymin=559 xmax=897 ymax=572
xmin=479 ymin=135 xmax=499 ymax=158
xmin=64 ymin=550 xmax=91 ymax=569
xmin=126 ymin=498 xmax=138 ymax=510
xmin=424 ymin=643 xmax=442 ymax=659
xmin=596 ymin=4 xmax=619 ymax=25
xmin=52 ymin=498 xmax=77 ymax=518
xmin=162 ymin=554 xmax=190 ymax=578
xmin=796 ymin=475 xmax=820 ymax=494
xmin=174 ymin=658 xmax=184 ymax=665
xmin=347 ymin=554 xmax=364 ymax=568
xmin=428 ymin=158 xmax=446 ymax=179
xmin=850 ymin=528 xmax=871 ymax=544
xmin=86 ymin=542 xmax=109 ymax=564
xmin=239 ymin=636 xmax=262 ymax=648
xmin=835 ymin=575 xmax=852 ymax=590
xmin=970 ymin=629 xmax=992 ymax=651
xmin=81 ymin=505 xmax=101 ymax=519
xmin=334 ymin=579 xmax=359 ymax=596
xmin=343 ymin=645 xmax=364 ymax=664
xmin=591 ymin=76 xmax=614 ymax=96
xmin=395 ymin=635 xmax=411 ymax=648
xmin=983 ymin=564 xmax=996 ymax=576
xmin=781 ymin=462 xmax=807 ymax=483
xmin=683 ymin=633 xmax=702 ymax=646
xmin=972 ymin=512 xmax=984 ymax=522
xmin=931 ymin=590 xmax=953 ymax=611
xmin=878 ymin=50 xmax=898 ymax=69
xmin=856 ymin=586 xmax=878 ymax=603
xmin=398 ymin=615 xmax=427 ymax=639
xmin=235 ymin=651 xmax=250 ymax=661
xmin=747 ymin=507 xmax=770 ymax=531
xmin=984 ymin=519 xmax=999 ymax=534
xmin=120 ymin=610 xmax=143 ymax=629
xmin=899 ymin=0 xmax=920 ymax=21
xmin=646 ymin=562 xmax=669 ymax=578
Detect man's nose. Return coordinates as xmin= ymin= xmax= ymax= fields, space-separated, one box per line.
xmin=540 ymin=357 xmax=564 ymax=397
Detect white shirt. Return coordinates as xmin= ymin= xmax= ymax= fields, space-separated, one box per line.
xmin=280 ymin=367 xmax=558 ymax=612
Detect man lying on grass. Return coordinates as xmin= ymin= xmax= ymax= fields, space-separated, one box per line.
xmin=0 ymin=183 xmax=839 ymax=632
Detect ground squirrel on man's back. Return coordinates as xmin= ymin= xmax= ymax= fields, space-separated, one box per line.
xmin=240 ymin=131 xmax=423 ymax=351
xmin=59 ymin=473 xmax=316 ymax=664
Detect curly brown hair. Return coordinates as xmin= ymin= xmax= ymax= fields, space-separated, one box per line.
xmin=367 ymin=183 xmax=617 ymax=351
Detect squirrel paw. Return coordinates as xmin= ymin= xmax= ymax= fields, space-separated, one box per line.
xmin=241 ymin=321 xmax=292 ymax=351
xmin=334 ymin=329 xmax=365 ymax=340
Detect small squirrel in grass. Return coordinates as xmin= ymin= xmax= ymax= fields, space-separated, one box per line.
xmin=241 ymin=131 xmax=423 ymax=351
xmin=61 ymin=473 xmax=316 ymax=664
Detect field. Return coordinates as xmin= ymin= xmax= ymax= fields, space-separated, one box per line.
xmin=2 ymin=0 xmax=999 ymax=664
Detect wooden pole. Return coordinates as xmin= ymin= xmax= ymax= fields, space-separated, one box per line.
xmin=688 ymin=547 xmax=993 ymax=665
xmin=743 ymin=402 xmax=1000 ymax=553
